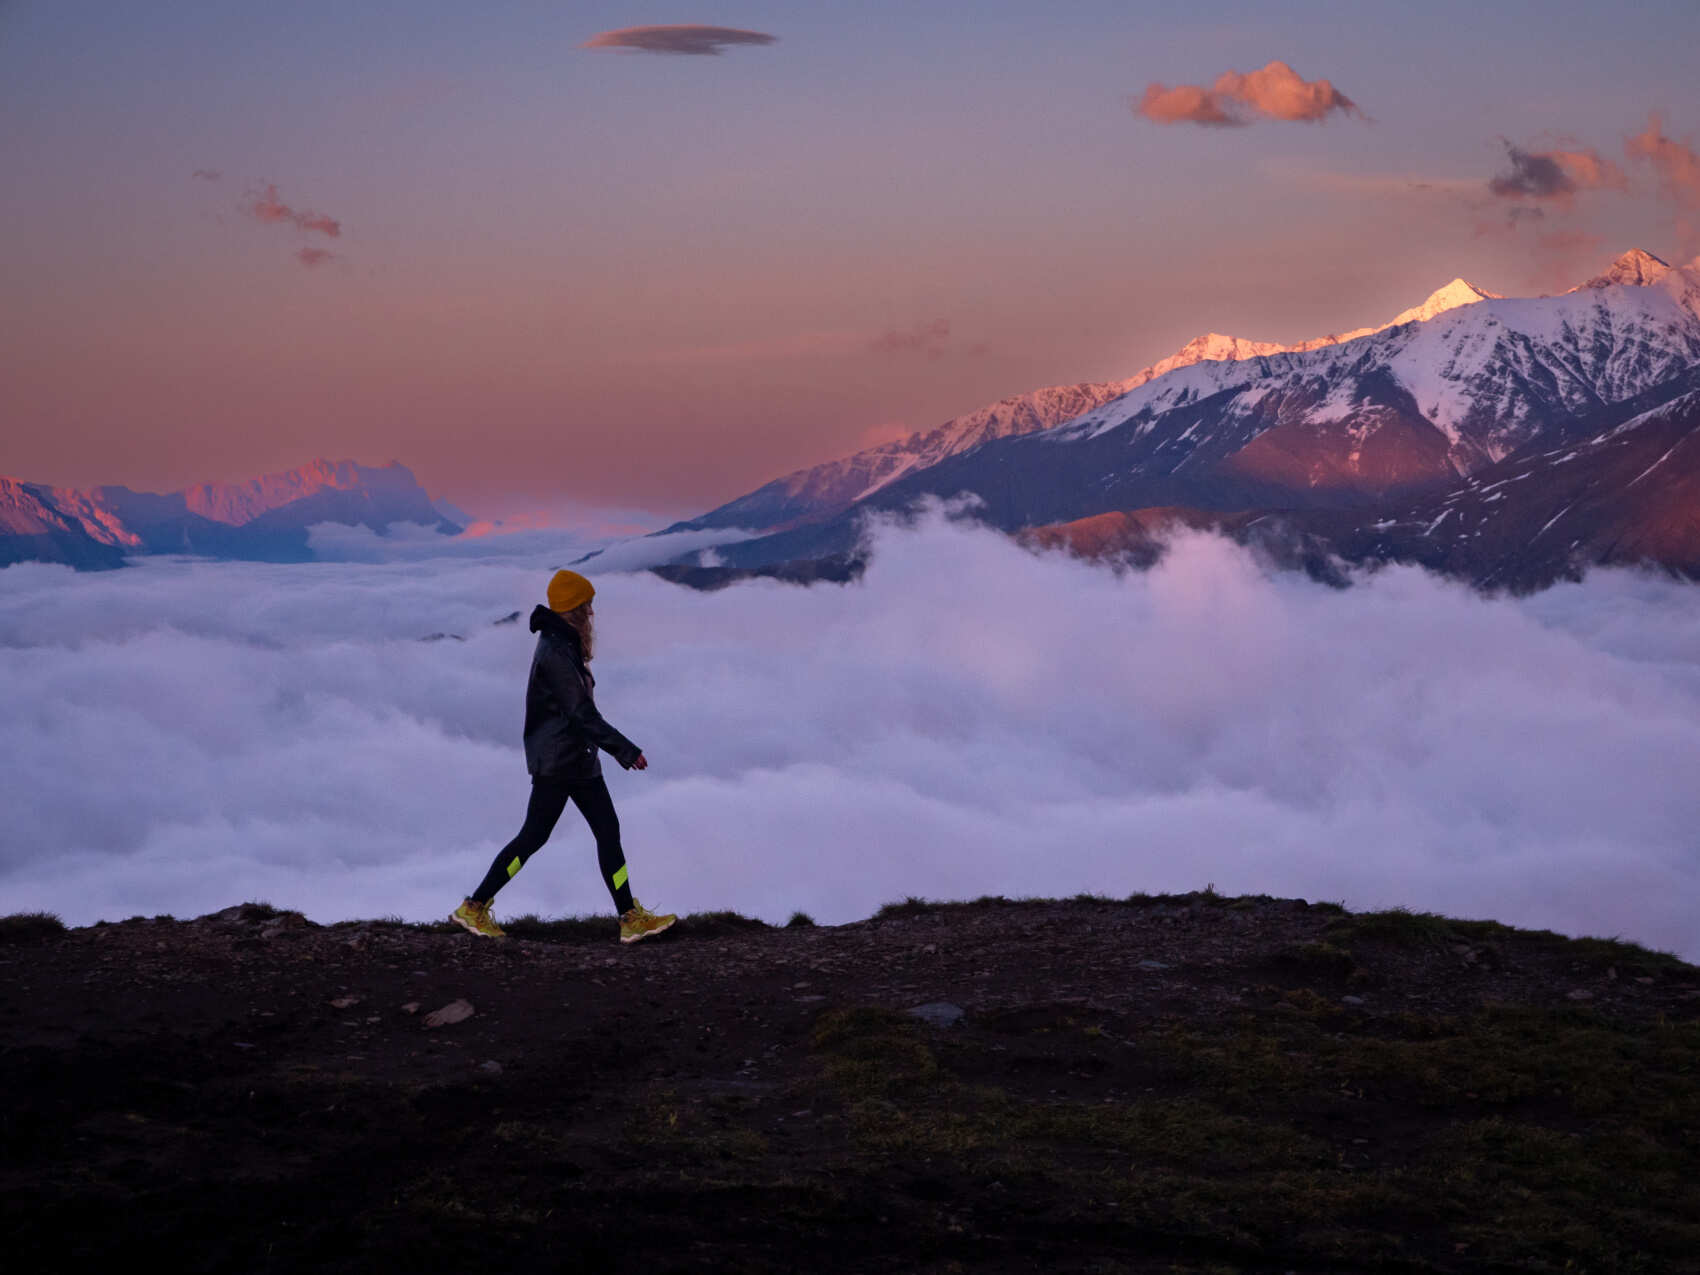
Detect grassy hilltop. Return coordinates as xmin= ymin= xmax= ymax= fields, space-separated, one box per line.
xmin=3 ymin=892 xmax=1697 ymax=1273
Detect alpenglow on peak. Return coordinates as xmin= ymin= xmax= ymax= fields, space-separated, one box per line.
xmin=1577 ymin=248 xmax=1672 ymax=291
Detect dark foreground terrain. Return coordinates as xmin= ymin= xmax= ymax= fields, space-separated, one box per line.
xmin=3 ymin=894 xmax=1697 ymax=1273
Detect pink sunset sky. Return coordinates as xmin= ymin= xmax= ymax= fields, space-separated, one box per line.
xmin=4 ymin=1 xmax=1699 ymax=521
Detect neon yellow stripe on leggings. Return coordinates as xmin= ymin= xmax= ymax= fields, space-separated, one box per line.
xmin=506 ymin=856 xmax=523 ymax=879
xmin=612 ymin=865 xmax=629 ymax=889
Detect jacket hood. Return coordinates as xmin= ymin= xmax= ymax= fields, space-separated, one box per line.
xmin=529 ymin=604 xmax=583 ymax=656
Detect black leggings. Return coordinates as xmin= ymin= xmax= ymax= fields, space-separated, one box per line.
xmin=471 ymin=774 xmax=635 ymax=914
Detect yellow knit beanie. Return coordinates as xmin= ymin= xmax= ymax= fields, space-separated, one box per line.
xmin=546 ymin=569 xmax=595 ymax=614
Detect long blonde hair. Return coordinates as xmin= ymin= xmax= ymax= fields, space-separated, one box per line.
xmin=562 ymin=601 xmax=595 ymax=662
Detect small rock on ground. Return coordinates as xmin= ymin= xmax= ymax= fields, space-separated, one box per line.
xmin=908 ymin=1001 xmax=964 ymax=1028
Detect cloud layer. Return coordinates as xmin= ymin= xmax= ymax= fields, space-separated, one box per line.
xmin=1137 ymin=60 xmax=1360 ymax=127
xmin=582 ymin=25 xmax=777 ymax=56
xmin=2 ymin=515 xmax=1697 ymax=960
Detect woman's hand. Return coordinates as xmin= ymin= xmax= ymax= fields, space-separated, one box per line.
xmin=631 ymin=753 xmax=648 ymax=771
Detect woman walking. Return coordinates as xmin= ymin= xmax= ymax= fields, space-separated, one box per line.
xmin=451 ymin=569 xmax=676 ymax=944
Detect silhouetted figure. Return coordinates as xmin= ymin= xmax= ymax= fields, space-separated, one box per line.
xmin=451 ymin=570 xmax=676 ymax=944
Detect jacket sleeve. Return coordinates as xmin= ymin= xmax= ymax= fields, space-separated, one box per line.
xmin=538 ymin=644 xmax=644 ymax=768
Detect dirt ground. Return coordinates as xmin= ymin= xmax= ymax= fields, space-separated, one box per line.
xmin=4 ymin=893 xmax=1698 ymax=1273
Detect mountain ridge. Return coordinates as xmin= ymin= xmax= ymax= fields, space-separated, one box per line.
xmin=0 ymin=459 xmax=459 ymax=569
xmin=669 ymin=251 xmax=1700 ymax=591
xmin=669 ymin=275 xmax=1503 ymax=536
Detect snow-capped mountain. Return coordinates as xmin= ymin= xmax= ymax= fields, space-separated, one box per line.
xmin=1046 ymin=260 xmax=1700 ymax=471
xmin=1117 ymin=278 xmax=1500 ymax=394
xmin=0 ymin=460 xmax=460 ymax=568
xmin=1026 ymin=366 xmax=1700 ymax=591
xmin=667 ymin=381 xmax=1136 ymax=533
xmin=1575 ymin=247 xmax=1670 ymax=290
xmin=688 ymin=250 xmax=1700 ymax=588
xmin=670 ymin=278 xmax=1500 ymax=535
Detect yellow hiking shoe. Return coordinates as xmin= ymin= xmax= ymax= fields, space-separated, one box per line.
xmin=450 ymin=897 xmax=506 ymax=939
xmin=619 ymin=899 xmax=677 ymax=945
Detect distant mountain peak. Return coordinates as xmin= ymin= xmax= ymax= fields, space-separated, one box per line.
xmin=0 ymin=458 xmax=458 ymax=568
xmin=1390 ymin=278 xmax=1500 ymax=326
xmin=1577 ymin=248 xmax=1671 ymax=291
xmin=675 ymin=272 xmax=1523 ymax=538
xmin=1120 ymin=276 xmax=1498 ymax=394
xmin=181 ymin=458 xmax=423 ymax=525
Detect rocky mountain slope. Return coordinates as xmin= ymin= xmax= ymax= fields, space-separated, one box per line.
xmin=4 ymin=894 xmax=1696 ymax=1272
xmin=668 ymin=381 xmax=1138 ymax=534
xmin=682 ymin=252 xmax=1700 ymax=590
xmin=0 ymin=460 xmax=459 ymax=568
xmin=0 ymin=478 xmax=129 ymax=571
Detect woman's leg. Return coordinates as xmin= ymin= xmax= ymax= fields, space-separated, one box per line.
xmin=569 ymin=776 xmax=636 ymax=914
xmin=470 ymin=776 xmax=573 ymax=904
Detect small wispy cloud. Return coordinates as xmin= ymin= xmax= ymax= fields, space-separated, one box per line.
xmin=243 ymin=182 xmax=342 ymax=238
xmin=1136 ymin=60 xmax=1362 ymax=128
xmin=869 ymin=318 xmax=952 ymax=359
xmin=1487 ymin=142 xmax=1626 ymax=203
xmin=581 ymin=25 xmax=777 ymax=56
xmin=1626 ymin=113 xmax=1700 ymax=241
xmin=192 ymin=168 xmax=222 ymax=182
xmin=295 ymin=247 xmax=337 ymax=269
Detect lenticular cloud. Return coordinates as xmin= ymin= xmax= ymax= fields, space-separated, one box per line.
xmin=1 ymin=514 xmax=1697 ymax=959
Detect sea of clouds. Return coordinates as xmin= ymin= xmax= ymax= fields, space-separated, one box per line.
xmin=2 ymin=512 xmax=1697 ymax=959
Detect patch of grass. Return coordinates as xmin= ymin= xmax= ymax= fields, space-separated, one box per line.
xmin=397 ymin=1170 xmax=543 ymax=1226
xmin=811 ymin=1010 xmax=1321 ymax=1165
xmin=1345 ymin=1007 xmax=1700 ymax=1116
xmin=1326 ymin=906 xmax=1457 ymax=946
xmin=1329 ymin=907 xmax=1691 ymax=976
xmin=873 ymin=896 xmax=935 ymax=920
xmin=1161 ymin=1002 xmax=1700 ymax=1124
xmin=784 ymin=911 xmax=816 ymax=928
xmin=624 ymin=1087 xmax=770 ymax=1164
xmin=810 ymin=1008 xmax=939 ymax=1098
xmin=1423 ymin=1116 xmax=1700 ymax=1269
xmin=802 ymin=996 xmax=1700 ymax=1269
xmin=498 ymin=913 xmax=612 ymax=942
xmin=1554 ymin=933 xmax=1687 ymax=975
xmin=489 ymin=1120 xmax=567 ymax=1155
xmin=0 ymin=911 xmax=66 ymax=943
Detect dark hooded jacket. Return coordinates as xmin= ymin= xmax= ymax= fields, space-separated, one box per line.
xmin=522 ymin=604 xmax=642 ymax=782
